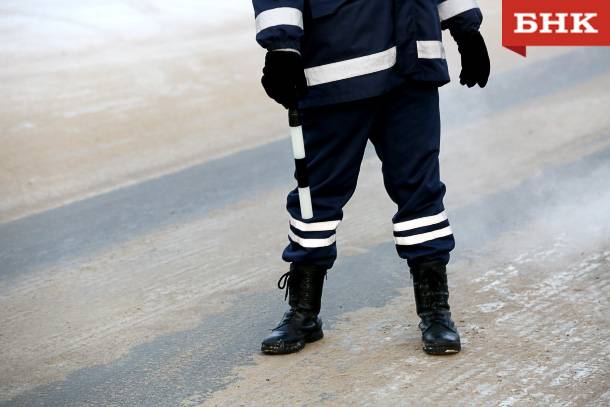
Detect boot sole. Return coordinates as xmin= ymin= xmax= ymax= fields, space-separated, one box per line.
xmin=261 ymin=329 xmax=324 ymax=355
xmin=423 ymin=342 xmax=461 ymax=355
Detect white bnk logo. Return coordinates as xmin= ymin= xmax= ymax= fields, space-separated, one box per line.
xmin=515 ymin=13 xmax=599 ymax=34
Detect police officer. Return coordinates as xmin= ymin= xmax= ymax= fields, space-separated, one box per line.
xmin=253 ymin=0 xmax=490 ymax=355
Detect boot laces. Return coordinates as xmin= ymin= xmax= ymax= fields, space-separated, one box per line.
xmin=273 ymin=309 xmax=297 ymax=330
xmin=277 ymin=270 xmax=294 ymax=301
xmin=273 ymin=270 xmax=296 ymax=330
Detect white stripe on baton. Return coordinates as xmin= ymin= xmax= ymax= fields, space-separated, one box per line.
xmin=288 ymin=109 xmax=313 ymax=220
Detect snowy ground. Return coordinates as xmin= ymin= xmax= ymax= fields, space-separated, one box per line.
xmin=1 ymin=1 xmax=609 ymax=406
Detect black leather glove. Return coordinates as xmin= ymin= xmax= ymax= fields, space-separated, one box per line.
xmin=261 ymin=50 xmax=308 ymax=109
xmin=455 ymin=31 xmax=490 ymax=88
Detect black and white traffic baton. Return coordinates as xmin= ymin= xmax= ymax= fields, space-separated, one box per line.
xmin=288 ymin=108 xmax=313 ymax=220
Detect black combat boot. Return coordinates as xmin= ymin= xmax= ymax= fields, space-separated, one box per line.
xmin=410 ymin=261 xmax=461 ymax=355
xmin=261 ymin=263 xmax=327 ymax=355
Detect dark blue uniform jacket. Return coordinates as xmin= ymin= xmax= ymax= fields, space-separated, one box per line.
xmin=253 ymin=0 xmax=483 ymax=108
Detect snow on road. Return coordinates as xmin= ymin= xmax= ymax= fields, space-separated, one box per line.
xmin=0 ymin=0 xmax=252 ymax=56
xmin=1 ymin=0 xmax=270 ymax=223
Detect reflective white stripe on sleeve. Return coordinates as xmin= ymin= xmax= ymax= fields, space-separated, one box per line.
xmin=290 ymin=216 xmax=341 ymax=232
xmin=304 ymin=46 xmax=397 ymax=86
xmin=394 ymin=226 xmax=453 ymax=246
xmin=255 ymin=7 xmax=304 ymax=34
xmin=288 ymin=231 xmax=337 ymax=248
xmin=393 ymin=211 xmax=448 ymax=232
xmin=438 ymin=0 xmax=479 ymax=22
xmin=416 ymin=41 xmax=446 ymax=59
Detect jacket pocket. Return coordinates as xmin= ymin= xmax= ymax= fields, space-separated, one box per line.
xmin=309 ymin=0 xmax=349 ymax=19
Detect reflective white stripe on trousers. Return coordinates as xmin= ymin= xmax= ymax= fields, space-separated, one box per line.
xmin=288 ymin=230 xmax=337 ymax=248
xmin=289 ymin=216 xmax=341 ymax=232
xmin=394 ymin=226 xmax=454 ymax=246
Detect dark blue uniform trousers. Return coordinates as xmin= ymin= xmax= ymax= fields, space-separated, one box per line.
xmin=284 ymin=81 xmax=455 ymax=269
